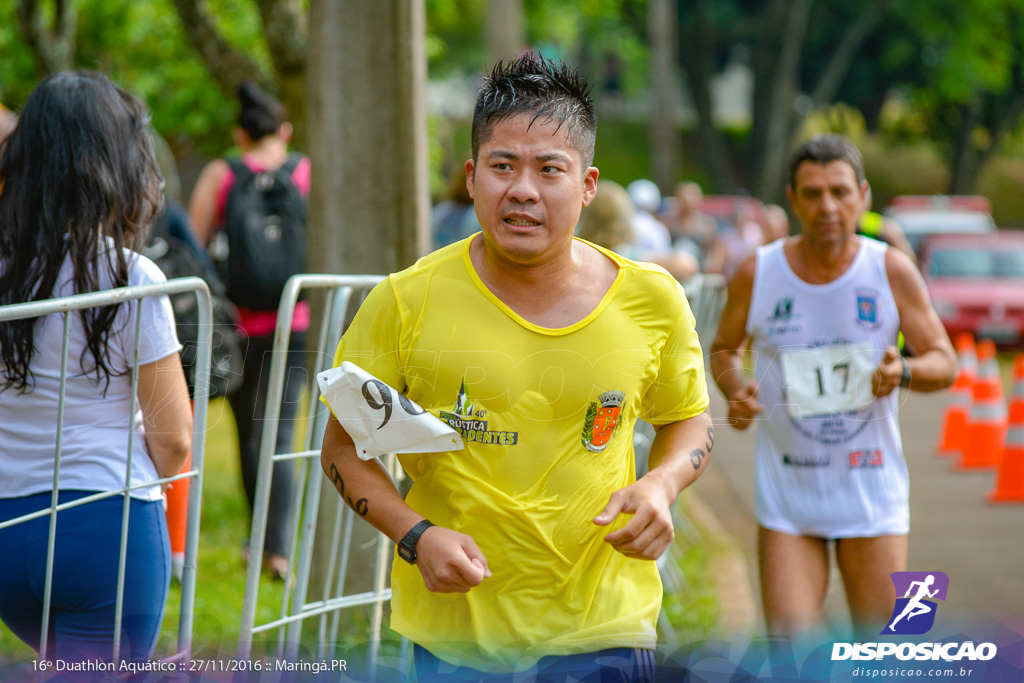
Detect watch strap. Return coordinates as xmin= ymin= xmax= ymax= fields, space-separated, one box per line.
xmin=898 ymin=356 xmax=911 ymax=388
xmin=397 ymin=519 xmax=434 ymax=564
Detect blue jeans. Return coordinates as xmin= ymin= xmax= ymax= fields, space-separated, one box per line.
xmin=0 ymin=490 xmax=170 ymax=663
xmin=413 ymin=644 xmax=655 ymax=682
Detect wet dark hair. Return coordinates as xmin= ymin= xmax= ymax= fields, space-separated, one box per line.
xmin=0 ymin=71 xmax=163 ymax=393
xmin=471 ymin=53 xmax=597 ymax=168
xmin=237 ymin=80 xmax=287 ymax=141
xmin=788 ymin=133 xmax=865 ymax=190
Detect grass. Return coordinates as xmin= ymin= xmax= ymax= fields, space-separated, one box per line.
xmin=660 ymin=526 xmax=721 ymax=644
xmin=0 ymin=397 xmax=723 ymax=672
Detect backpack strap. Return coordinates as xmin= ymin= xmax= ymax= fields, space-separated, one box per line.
xmin=281 ymin=152 xmax=304 ymax=175
xmin=224 ymin=156 xmax=255 ymax=185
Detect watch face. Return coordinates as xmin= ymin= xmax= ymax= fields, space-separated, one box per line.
xmin=398 ymin=540 xmax=417 ymax=564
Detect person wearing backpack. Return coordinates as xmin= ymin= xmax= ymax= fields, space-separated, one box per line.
xmin=188 ymin=81 xmax=309 ymax=580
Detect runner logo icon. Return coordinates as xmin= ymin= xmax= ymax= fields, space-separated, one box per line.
xmin=882 ymin=571 xmax=949 ymax=635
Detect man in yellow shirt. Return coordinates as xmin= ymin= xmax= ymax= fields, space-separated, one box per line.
xmin=320 ymin=54 xmax=713 ymax=680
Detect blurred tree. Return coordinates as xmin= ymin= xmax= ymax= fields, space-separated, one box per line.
xmin=17 ymin=0 xmax=76 ymax=74
xmin=804 ymin=0 xmax=1024 ymax=195
xmin=1 ymin=0 xmax=264 ymax=158
xmin=677 ymin=0 xmax=896 ymax=199
xmin=485 ymin=0 xmax=524 ymax=66
xmin=903 ymin=0 xmax=1024 ymax=193
xmin=170 ymin=0 xmax=307 ymax=145
xmin=649 ymin=0 xmax=679 ymax=193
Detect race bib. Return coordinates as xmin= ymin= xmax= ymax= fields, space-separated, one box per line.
xmin=780 ymin=342 xmax=876 ymax=418
xmin=317 ymin=363 xmax=464 ymax=460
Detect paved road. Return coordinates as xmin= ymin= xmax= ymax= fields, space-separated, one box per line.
xmin=697 ymin=385 xmax=1024 ymax=634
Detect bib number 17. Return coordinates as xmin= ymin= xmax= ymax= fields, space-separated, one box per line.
xmin=780 ymin=342 xmax=875 ymax=418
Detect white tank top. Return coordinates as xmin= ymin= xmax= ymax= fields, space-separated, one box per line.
xmin=745 ymin=238 xmax=907 ymax=537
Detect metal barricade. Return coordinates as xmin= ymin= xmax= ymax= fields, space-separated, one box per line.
xmin=643 ymin=272 xmax=727 ymax=645
xmin=238 ymin=274 xmax=391 ymax=670
xmin=0 ymin=276 xmax=213 ymax=665
xmin=683 ymin=272 xmax=728 ymax=356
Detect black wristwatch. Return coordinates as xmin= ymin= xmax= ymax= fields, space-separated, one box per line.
xmin=899 ymin=356 xmax=912 ymax=388
xmin=397 ymin=520 xmax=434 ymax=565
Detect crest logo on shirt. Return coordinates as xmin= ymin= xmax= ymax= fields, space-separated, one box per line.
xmin=581 ymin=390 xmax=625 ymax=452
xmin=856 ymin=288 xmax=881 ymax=328
xmin=439 ymin=379 xmax=518 ymax=446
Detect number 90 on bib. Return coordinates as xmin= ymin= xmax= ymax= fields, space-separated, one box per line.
xmin=780 ymin=342 xmax=876 ymax=418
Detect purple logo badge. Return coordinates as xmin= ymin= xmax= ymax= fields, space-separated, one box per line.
xmin=882 ymin=571 xmax=949 ymax=635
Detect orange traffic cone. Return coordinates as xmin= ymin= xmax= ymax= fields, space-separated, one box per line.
xmin=956 ymin=339 xmax=1006 ymax=470
xmin=937 ymin=332 xmax=976 ymax=456
xmin=990 ymin=355 xmax=1024 ymax=503
xmin=165 ymin=453 xmax=191 ymax=581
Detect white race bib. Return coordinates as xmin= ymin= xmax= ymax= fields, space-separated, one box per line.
xmin=317 ymin=363 xmax=464 ymax=460
xmin=780 ymin=342 xmax=876 ymax=418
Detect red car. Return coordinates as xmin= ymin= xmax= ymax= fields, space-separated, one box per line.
xmin=919 ymin=231 xmax=1024 ymax=346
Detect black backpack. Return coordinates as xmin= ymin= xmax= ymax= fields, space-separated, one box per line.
xmin=218 ymin=154 xmax=307 ymax=311
xmin=144 ymin=204 xmax=244 ymax=400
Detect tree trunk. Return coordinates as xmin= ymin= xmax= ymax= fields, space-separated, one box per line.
xmin=486 ymin=0 xmax=524 ymax=67
xmin=255 ymin=0 xmax=308 ymax=147
xmin=809 ymin=0 xmax=896 ymax=107
xmin=751 ymin=0 xmax=811 ymax=200
xmin=17 ymin=0 xmax=76 ymax=75
xmin=677 ymin=0 xmax=736 ymax=193
xmin=948 ymin=99 xmax=982 ymax=194
xmin=649 ymin=0 xmax=678 ymax=194
xmin=170 ymin=0 xmax=273 ymax=99
xmin=306 ymin=0 xmax=430 ymax=597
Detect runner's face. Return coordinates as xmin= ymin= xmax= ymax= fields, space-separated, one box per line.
xmin=466 ymin=113 xmax=598 ymax=267
xmin=787 ymin=161 xmax=867 ymax=246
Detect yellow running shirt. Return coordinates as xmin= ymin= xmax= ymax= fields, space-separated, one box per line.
xmin=330 ymin=236 xmax=709 ymax=672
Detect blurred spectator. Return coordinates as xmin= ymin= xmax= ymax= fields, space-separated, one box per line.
xmin=761 ymin=204 xmax=790 ymax=243
xmin=665 ymin=181 xmax=718 ymax=262
xmin=432 ymin=159 xmax=480 ymax=249
xmin=706 ymin=201 xmax=764 ymax=280
xmin=578 ymin=180 xmax=699 ymax=282
xmin=576 ymin=180 xmax=637 ymax=253
xmin=858 ymin=186 xmax=916 ymax=263
xmin=626 ymin=179 xmax=672 ymax=251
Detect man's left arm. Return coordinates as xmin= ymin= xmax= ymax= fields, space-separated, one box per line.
xmin=593 ymin=410 xmax=714 ymax=560
xmin=873 ymin=249 xmax=958 ymax=397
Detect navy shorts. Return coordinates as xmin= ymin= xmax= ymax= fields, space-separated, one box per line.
xmin=0 ymin=490 xmax=171 ymax=663
xmin=413 ymin=644 xmax=656 ymax=682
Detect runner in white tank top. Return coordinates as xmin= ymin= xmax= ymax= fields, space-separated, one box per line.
xmin=747 ymin=237 xmax=905 ymax=537
xmin=710 ymin=134 xmax=957 ymax=637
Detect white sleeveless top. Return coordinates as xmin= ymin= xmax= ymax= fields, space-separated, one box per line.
xmin=745 ymin=238 xmax=908 ymax=537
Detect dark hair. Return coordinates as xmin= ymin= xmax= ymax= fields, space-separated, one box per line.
xmin=236 ymin=80 xmax=287 ymax=141
xmin=471 ymin=53 xmax=597 ymax=168
xmin=788 ymin=133 xmax=865 ymax=190
xmin=0 ymin=71 xmax=163 ymax=393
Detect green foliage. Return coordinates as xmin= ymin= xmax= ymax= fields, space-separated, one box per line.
xmin=977 ymin=157 xmax=1024 ymax=226
xmin=0 ymin=4 xmax=41 ymax=110
xmin=425 ymin=0 xmax=486 ymax=74
xmin=0 ymin=0 xmax=272 ymax=158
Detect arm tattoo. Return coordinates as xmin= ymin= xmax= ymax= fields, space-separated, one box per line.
xmin=689 ymin=426 xmax=716 ymax=471
xmin=328 ymin=463 xmax=369 ymax=517
xmin=689 ymin=448 xmax=706 ymax=470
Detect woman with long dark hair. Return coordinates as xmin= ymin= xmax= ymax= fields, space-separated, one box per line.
xmin=0 ymin=72 xmax=192 ymax=662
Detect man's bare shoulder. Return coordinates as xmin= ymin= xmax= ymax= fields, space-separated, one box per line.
xmin=883 ymin=243 xmax=922 ymax=289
